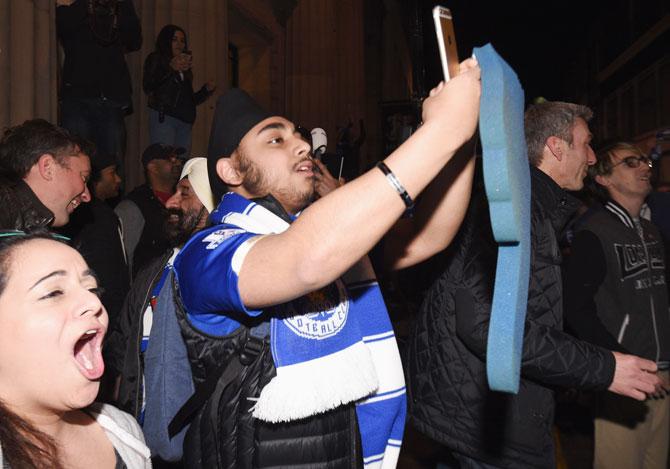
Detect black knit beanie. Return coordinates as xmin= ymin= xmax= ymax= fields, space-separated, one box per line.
xmin=207 ymin=89 xmax=271 ymax=204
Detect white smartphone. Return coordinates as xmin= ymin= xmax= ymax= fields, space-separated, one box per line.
xmin=432 ymin=6 xmax=459 ymax=82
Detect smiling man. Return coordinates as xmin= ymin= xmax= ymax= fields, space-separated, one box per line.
xmin=107 ymin=158 xmax=215 ymax=465
xmin=565 ymin=141 xmax=670 ymax=469
xmin=0 ymin=118 xmax=91 ymax=230
xmin=173 ymin=67 xmax=480 ymax=469
xmin=405 ymin=102 xmax=664 ymax=469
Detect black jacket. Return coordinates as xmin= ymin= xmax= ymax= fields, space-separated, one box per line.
xmin=406 ymin=168 xmax=616 ymax=468
xmin=174 ymin=295 xmax=361 ymax=469
xmin=106 ymin=251 xmax=172 ymax=416
xmin=0 ymin=173 xmax=54 ymax=230
xmin=57 ymin=0 xmax=142 ymax=106
xmin=117 ymin=184 xmax=171 ymax=277
xmin=59 ymin=198 xmax=130 ymax=325
xmin=565 ymin=200 xmax=670 ymax=362
xmin=172 ymin=195 xmax=361 ymax=469
xmin=143 ymin=52 xmax=211 ymax=124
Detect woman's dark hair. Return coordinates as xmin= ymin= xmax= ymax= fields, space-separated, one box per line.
xmin=0 ymin=400 xmax=64 ymax=469
xmin=0 ymin=230 xmax=68 ymax=469
xmin=0 ymin=230 xmax=69 ymax=295
xmin=155 ymin=24 xmax=188 ymax=58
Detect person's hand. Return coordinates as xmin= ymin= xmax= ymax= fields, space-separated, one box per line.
xmin=421 ymin=57 xmax=481 ymax=152
xmin=170 ymin=53 xmax=191 ymax=72
xmin=206 ymin=80 xmax=217 ymax=93
xmin=169 ymin=55 xmax=185 ymax=71
xmin=609 ymin=351 xmax=663 ymax=400
xmin=649 ymin=369 xmax=670 ymax=399
xmin=313 ymin=159 xmax=344 ymax=197
xmin=56 ymin=0 xmax=75 ymax=5
xmin=183 ymin=52 xmax=193 ymax=70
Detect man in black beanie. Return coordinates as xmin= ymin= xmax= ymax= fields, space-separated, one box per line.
xmin=172 ymin=58 xmax=481 ymax=468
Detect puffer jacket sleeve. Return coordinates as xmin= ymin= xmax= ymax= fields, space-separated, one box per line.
xmin=455 ymin=277 xmax=615 ymax=392
xmin=453 ymin=197 xmax=615 ymax=392
xmin=193 ymin=84 xmax=211 ymax=106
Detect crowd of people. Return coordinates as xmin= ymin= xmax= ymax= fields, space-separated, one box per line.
xmin=0 ymin=1 xmax=668 ymax=469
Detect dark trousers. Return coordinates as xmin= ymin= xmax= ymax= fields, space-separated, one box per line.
xmin=60 ymin=96 xmax=127 ymax=170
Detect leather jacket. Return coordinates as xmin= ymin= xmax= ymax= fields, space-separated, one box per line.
xmin=0 ymin=173 xmax=54 ymax=230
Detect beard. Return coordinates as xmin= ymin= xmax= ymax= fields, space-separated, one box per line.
xmin=165 ymin=206 xmax=207 ymax=247
xmin=236 ymin=147 xmax=314 ymax=214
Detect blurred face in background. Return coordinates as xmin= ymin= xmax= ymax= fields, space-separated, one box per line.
xmin=171 ymin=30 xmax=186 ymax=57
xmin=148 ymin=155 xmax=182 ymax=189
xmin=597 ymin=148 xmax=652 ymax=202
xmin=93 ymin=165 xmax=122 ymax=200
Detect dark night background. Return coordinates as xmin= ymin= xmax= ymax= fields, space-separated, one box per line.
xmin=404 ymin=0 xmax=661 ymax=101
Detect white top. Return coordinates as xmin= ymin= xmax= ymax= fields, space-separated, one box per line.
xmin=0 ymin=403 xmax=152 ymax=469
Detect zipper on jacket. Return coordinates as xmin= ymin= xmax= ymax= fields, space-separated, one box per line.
xmin=133 ymin=264 xmax=166 ymax=418
xmin=650 ymin=297 xmax=660 ymax=363
xmin=636 ymin=220 xmax=661 ymax=362
xmin=617 ymin=314 xmax=630 ymax=344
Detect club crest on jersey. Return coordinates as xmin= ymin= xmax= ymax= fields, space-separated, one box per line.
xmin=282 ymin=281 xmax=349 ymax=340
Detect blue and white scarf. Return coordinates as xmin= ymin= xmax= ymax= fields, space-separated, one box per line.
xmin=213 ymin=193 xmax=406 ymax=468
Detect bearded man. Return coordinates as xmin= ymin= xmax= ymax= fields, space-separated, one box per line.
xmin=173 ymin=59 xmax=480 ymax=469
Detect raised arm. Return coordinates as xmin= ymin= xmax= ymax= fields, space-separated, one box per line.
xmin=384 ymin=139 xmax=475 ymax=270
xmin=238 ymin=59 xmax=481 ymax=309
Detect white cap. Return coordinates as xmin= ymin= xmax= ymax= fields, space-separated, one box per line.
xmin=179 ymin=157 xmax=216 ymax=213
xmin=310 ymin=128 xmax=327 ymax=156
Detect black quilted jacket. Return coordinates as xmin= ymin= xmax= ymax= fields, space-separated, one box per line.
xmin=174 ymin=290 xmax=361 ymax=469
xmin=406 ymin=167 xmax=615 ymax=468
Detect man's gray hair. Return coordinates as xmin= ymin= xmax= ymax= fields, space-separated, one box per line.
xmin=524 ymin=101 xmax=593 ymax=167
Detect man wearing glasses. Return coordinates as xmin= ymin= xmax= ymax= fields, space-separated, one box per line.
xmin=407 ymin=103 xmax=663 ymax=468
xmin=565 ymin=142 xmax=670 ymax=469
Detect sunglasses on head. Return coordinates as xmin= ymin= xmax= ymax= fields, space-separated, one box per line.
xmin=612 ymin=155 xmax=653 ymax=169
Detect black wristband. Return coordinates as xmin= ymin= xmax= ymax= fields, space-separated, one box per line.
xmin=376 ymin=161 xmax=414 ymax=217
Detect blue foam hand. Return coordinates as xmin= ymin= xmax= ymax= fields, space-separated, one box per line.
xmin=474 ymin=43 xmax=531 ymax=393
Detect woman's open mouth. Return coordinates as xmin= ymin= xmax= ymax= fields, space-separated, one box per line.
xmin=73 ymin=328 xmax=105 ymax=380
